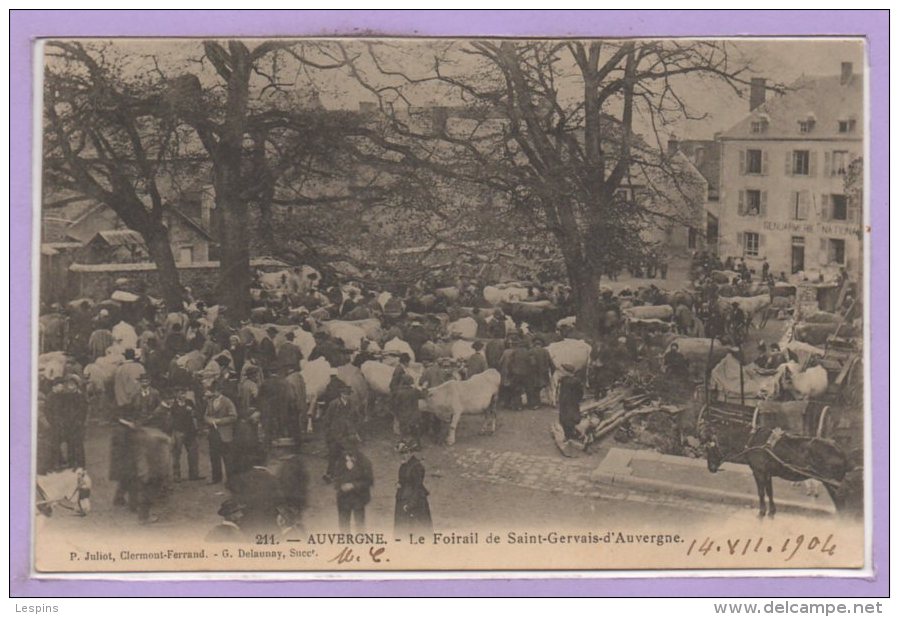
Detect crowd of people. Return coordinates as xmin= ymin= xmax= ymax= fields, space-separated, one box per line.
xmin=38 ymin=249 xmax=851 ymax=535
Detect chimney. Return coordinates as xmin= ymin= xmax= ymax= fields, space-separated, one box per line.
xmin=667 ymin=135 xmax=679 ymax=156
xmin=749 ymin=78 xmax=767 ymax=111
xmin=841 ymin=62 xmax=853 ymax=85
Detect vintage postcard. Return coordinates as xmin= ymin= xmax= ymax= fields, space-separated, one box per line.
xmin=32 ymin=34 xmax=868 ymax=575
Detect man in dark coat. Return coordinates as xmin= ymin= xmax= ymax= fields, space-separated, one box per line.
xmin=322 ymin=384 xmax=360 ymax=482
xmin=465 ymin=341 xmax=488 ymax=377
xmin=404 ymin=321 xmax=430 ymax=360
xmin=205 ymin=498 xmax=248 ymax=543
xmin=486 ymin=309 xmax=507 ymax=339
xmin=257 ymin=327 xmax=278 ymax=372
xmin=505 ymin=339 xmax=535 ymax=411
xmin=204 ymin=386 xmax=238 ymax=485
xmin=276 ymin=331 xmax=303 ymax=372
xmin=169 ymin=388 xmax=203 ymax=482
xmin=334 ymin=441 xmax=374 ymax=533
xmin=258 ymin=369 xmax=299 ymax=450
xmin=528 ymin=338 xmax=553 ymax=408
xmin=394 ymin=452 xmax=432 ymax=534
xmin=163 ymin=322 xmax=189 ymax=364
xmin=662 ymin=343 xmax=690 ymax=380
xmin=45 ymin=375 xmax=87 ymax=469
xmin=557 ymin=364 xmax=584 ymax=440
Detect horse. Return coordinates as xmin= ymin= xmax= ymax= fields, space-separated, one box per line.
xmin=704 ymin=426 xmax=860 ymax=517
xmin=36 ymin=467 xmax=92 ymax=517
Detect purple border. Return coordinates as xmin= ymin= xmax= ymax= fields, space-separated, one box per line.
xmin=10 ymin=10 xmax=888 ymax=597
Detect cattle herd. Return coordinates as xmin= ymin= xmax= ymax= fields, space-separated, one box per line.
xmin=34 ymin=256 xmax=861 ymax=527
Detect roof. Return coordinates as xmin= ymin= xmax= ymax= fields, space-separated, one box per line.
xmin=677 ymin=140 xmax=721 ymax=199
xmin=68 ymin=257 xmax=288 ymax=273
xmin=89 ymin=229 xmax=146 ymax=248
xmin=720 ymin=73 xmax=863 ymax=141
xmin=62 ymin=201 xmax=214 ymax=243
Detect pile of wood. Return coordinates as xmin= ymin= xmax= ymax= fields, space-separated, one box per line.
xmin=550 ymin=386 xmax=682 ymax=457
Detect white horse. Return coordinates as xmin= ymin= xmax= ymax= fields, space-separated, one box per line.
xmin=36 ymin=467 xmax=92 ymax=518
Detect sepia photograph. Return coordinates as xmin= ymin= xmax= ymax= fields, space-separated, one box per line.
xmin=32 ymin=34 xmax=868 ymax=574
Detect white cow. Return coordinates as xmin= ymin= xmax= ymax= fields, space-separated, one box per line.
xmin=546 ymin=338 xmax=592 ymax=406
xmin=320 ymin=321 xmax=367 ymax=351
xmin=623 ymin=305 xmax=674 ymax=321
xmin=773 ymin=362 xmax=829 ymax=400
xmin=483 ymin=285 xmax=529 ymax=305
xmin=39 ymin=352 xmax=68 ymax=382
xmin=300 ymin=357 xmax=335 ymax=416
xmin=112 ymin=321 xmax=138 ymax=350
xmin=420 ymin=368 xmax=501 ymax=445
xmin=383 ymin=337 xmax=415 ymax=362
xmin=360 ymin=360 xmax=424 ymax=396
xmin=447 ymin=316 xmax=478 ymax=340
xmin=258 ymin=266 xmax=321 ymax=296
xmin=718 ymin=295 xmax=772 ymax=320
xmin=435 ymin=286 xmax=460 ymax=301
xmin=450 ymin=339 xmax=476 ymax=361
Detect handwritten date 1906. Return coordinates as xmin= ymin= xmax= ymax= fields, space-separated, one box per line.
xmin=686 ymin=534 xmax=836 ymax=562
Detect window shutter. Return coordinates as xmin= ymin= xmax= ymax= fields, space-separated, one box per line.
xmin=820 ymin=194 xmax=831 ymax=221
xmin=761 ymin=150 xmax=769 ymax=175
xmin=785 ymin=151 xmax=793 ymax=176
xmin=799 ymin=191 xmax=810 ymax=220
xmin=737 ymin=190 xmax=745 ymax=216
xmin=809 ymin=151 xmax=818 ymax=177
xmin=737 ymin=232 xmax=744 ymax=254
xmin=848 ymin=204 xmax=859 ymax=224
xmin=824 ymin=151 xmax=832 ymax=177
xmin=760 ymin=191 xmax=768 ymax=217
xmin=739 ymin=150 xmax=746 ymax=175
xmin=819 ymin=238 xmax=829 ymax=265
xmin=759 ymin=234 xmax=766 ymax=250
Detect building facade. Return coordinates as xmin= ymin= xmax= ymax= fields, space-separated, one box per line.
xmin=715 ymin=62 xmax=863 ymax=281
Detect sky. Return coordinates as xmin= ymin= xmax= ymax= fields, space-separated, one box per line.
xmin=48 ymin=37 xmax=866 ymax=142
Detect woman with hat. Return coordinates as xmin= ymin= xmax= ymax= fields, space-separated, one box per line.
xmin=394 ymin=450 xmax=432 ymax=535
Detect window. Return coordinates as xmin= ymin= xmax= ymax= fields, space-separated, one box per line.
xmin=688 ymin=227 xmax=699 ymax=249
xmin=798 ymin=119 xmax=815 ymax=133
xmin=791 ymin=236 xmax=805 ymax=246
xmin=745 ymin=190 xmax=761 ymax=215
xmin=746 ymin=149 xmax=763 ymax=174
xmin=792 ymin=191 xmax=810 ymax=220
xmin=838 ymin=119 xmax=856 ymax=133
xmin=792 ymin=150 xmax=810 ymax=175
xmin=614 ymin=188 xmax=632 ymax=203
xmin=831 ymin=150 xmax=849 ymax=176
xmin=751 ymin=120 xmax=768 ymax=133
xmin=178 ymin=246 xmax=194 ymax=264
xmin=830 ymin=194 xmax=848 ymax=221
xmin=744 ymin=232 xmax=760 ymax=257
xmin=827 ymin=239 xmax=846 ymax=265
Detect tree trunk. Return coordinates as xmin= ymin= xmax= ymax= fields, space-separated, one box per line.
xmin=215 ymin=192 xmax=251 ymax=320
xmin=567 ymin=258 xmax=603 ymax=339
xmin=143 ymin=223 xmax=184 ymax=311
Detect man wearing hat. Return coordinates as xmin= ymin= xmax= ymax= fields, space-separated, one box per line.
xmin=420 ymin=358 xmax=453 ymax=390
xmin=256 ymin=326 xmax=278 ymax=372
xmin=465 ymin=340 xmax=488 ymax=378
xmin=276 ymin=330 xmax=303 ymax=372
xmin=528 ymin=338 xmax=553 ymax=408
xmin=204 ymin=385 xmax=238 ymax=485
xmin=663 ymin=342 xmax=690 ymax=380
xmin=333 ymin=439 xmax=374 ymax=533
xmin=45 ymin=374 xmax=87 ymax=469
xmin=557 ymin=363 xmax=584 ymax=440
xmin=322 ymin=382 xmax=360 ymax=482
xmin=205 ymin=498 xmax=247 ymax=542
xmin=168 ymin=388 xmax=203 ymax=482
xmin=113 ymin=348 xmax=146 ymax=419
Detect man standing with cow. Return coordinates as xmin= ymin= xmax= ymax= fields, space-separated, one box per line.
xmin=322 ymin=383 xmax=361 ymax=483
xmin=204 ymin=385 xmax=238 ymax=486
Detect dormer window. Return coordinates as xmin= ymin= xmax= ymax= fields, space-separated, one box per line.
xmin=838 ymin=117 xmax=856 ymax=133
xmin=750 ymin=113 xmax=769 ymax=134
xmin=799 ymin=112 xmax=816 ymax=133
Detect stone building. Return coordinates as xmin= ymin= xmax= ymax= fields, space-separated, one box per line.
xmin=714 ymin=61 xmax=863 ymax=281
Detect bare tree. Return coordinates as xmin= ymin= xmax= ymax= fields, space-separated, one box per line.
xmin=43 ymin=41 xmax=188 ymax=309
xmin=345 ymin=39 xmax=767 ymax=334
